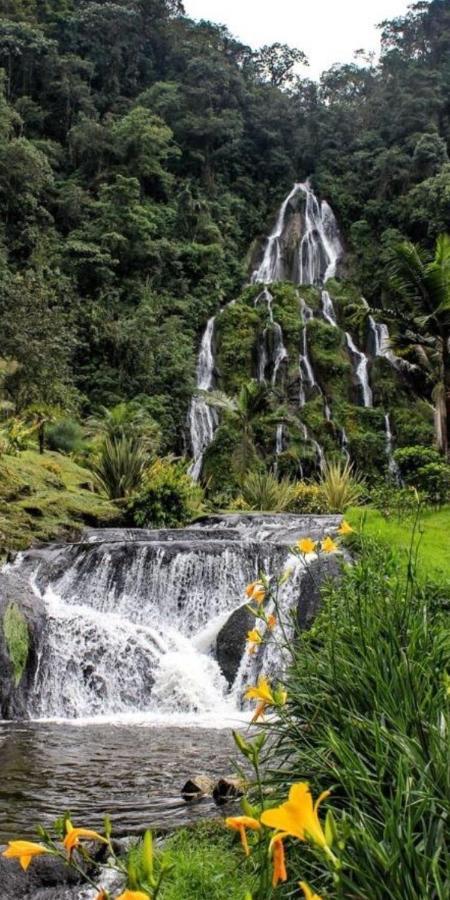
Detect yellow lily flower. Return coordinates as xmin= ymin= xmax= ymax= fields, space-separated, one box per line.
xmin=94 ymin=891 xmax=108 ymax=900
xmin=2 ymin=840 xmax=51 ymax=871
xmin=63 ymin=825 xmax=107 ymax=854
xmin=247 ymin=629 xmax=262 ymax=645
xmin=244 ymin=675 xmax=276 ymax=721
xmin=260 ymin=782 xmax=331 ymax=850
xmin=245 ymin=580 xmax=266 ymax=604
xmin=338 ymin=520 xmax=353 ymax=535
xmin=300 ymin=881 xmax=323 ymax=900
xmin=270 ymin=834 xmax=288 ymax=887
xmin=116 ymin=892 xmax=151 ymax=900
xmin=321 ymin=536 xmax=338 ymax=553
xmin=225 ymin=816 xmax=261 ymax=856
xmin=297 ymin=538 xmax=317 ymax=555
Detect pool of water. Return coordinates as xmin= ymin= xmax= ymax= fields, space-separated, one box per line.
xmin=0 ymin=719 xmax=242 ymax=842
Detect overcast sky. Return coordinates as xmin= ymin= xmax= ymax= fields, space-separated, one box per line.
xmin=183 ymin=0 xmax=412 ymax=79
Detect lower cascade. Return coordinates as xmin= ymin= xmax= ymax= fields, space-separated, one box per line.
xmin=1 ymin=515 xmax=341 ymax=722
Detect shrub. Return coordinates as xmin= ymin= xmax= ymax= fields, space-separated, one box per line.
xmin=290 ymin=483 xmax=328 ymax=514
xmin=46 ymin=418 xmax=84 ymax=454
xmin=91 ymin=436 xmax=148 ymax=500
xmin=416 ymin=461 xmax=450 ymax=505
xmin=393 ymin=444 xmax=442 ymax=481
xmin=318 ymin=459 xmax=363 ymax=512
xmin=239 ymin=470 xmax=297 ymax=512
xmin=127 ymin=458 xmax=204 ymax=527
xmin=370 ymin=483 xmax=424 ymax=519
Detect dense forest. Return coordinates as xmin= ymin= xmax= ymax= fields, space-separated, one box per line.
xmin=0 ymin=0 xmax=449 ymax=471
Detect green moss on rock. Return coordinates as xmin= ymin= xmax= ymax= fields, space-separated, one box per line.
xmin=3 ymin=602 xmax=29 ymax=685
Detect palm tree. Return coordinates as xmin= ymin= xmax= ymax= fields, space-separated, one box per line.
xmin=388 ymin=234 xmax=450 ymax=456
xmin=204 ymin=380 xmax=283 ymax=478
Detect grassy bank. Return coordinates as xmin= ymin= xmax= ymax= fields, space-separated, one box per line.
xmin=0 ymin=449 xmax=116 ymax=555
xmin=347 ymin=504 xmax=450 ymax=582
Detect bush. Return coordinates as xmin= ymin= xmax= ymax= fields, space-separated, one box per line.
xmin=290 ymin=483 xmax=328 ymax=514
xmin=416 ymin=461 xmax=450 ymax=506
xmin=318 ymin=459 xmax=363 ymax=512
xmin=239 ymin=471 xmax=297 ymax=512
xmin=91 ymin=436 xmax=148 ymax=500
xmin=127 ymin=458 xmax=204 ymax=527
xmin=46 ymin=418 xmax=84 ymax=454
xmin=393 ymin=445 xmax=442 ymax=480
xmin=370 ymin=483 xmax=424 ymax=519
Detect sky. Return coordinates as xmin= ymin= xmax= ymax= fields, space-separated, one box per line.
xmin=183 ymin=0 xmax=412 ymax=79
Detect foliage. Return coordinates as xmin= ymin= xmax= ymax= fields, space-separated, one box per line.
xmin=290 ymin=483 xmax=329 ymax=514
xmin=234 ymin=535 xmax=450 ymax=898
xmin=318 ymin=459 xmax=363 ymax=512
xmin=394 ymin=444 xmax=444 ymax=479
xmin=127 ymin=457 xmax=203 ymax=527
xmin=238 ymin=470 xmax=297 ymax=512
xmin=394 ymin=444 xmax=450 ymax=503
xmin=3 ymin=601 xmax=29 ymax=685
xmin=369 ymin=483 xmax=425 ymax=520
xmin=87 ymin=402 xmax=161 ymax=454
xmin=46 ymin=418 xmax=84 ymax=454
xmin=416 ymin=461 xmax=450 ymax=505
xmin=160 ymin=823 xmax=253 ymax=899
xmin=90 ymin=435 xmax=148 ymax=500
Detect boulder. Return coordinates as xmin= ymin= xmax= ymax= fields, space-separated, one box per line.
xmin=0 ymin=853 xmax=83 ymax=900
xmin=296 ymin=555 xmax=344 ymax=630
xmin=0 ymin=571 xmax=46 ymax=719
xmin=216 ymin=602 xmax=254 ymax=686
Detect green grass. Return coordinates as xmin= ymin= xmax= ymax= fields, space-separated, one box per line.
xmin=159 ymin=823 xmax=253 ymax=900
xmin=347 ymin=504 xmax=450 ymax=582
xmin=0 ymin=449 xmax=117 ymax=555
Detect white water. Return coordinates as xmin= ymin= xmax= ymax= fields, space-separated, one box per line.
xmin=384 ymin=413 xmax=400 ymax=481
xmin=321 ymin=290 xmax=338 ymax=326
xmin=298 ymin=184 xmax=343 ymax=285
xmin=345 ymin=332 xmax=373 ymax=408
xmin=255 ymin=288 xmax=288 ymax=386
xmin=251 ymin=183 xmax=303 ymax=283
xmin=299 ymin=297 xmax=317 ymax=406
xmin=7 ymin=517 xmax=341 ymax=722
xmin=188 ymin=316 xmax=218 ymax=480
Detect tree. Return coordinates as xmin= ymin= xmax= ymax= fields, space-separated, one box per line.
xmin=253 ymin=43 xmax=308 ymax=88
xmin=387 ymin=234 xmax=450 ymax=456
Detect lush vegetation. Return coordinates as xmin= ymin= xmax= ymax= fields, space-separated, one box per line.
xmin=0 ymin=0 xmax=449 ymax=479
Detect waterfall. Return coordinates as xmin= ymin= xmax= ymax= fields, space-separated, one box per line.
xmin=368 ymin=315 xmax=416 ymax=374
xmin=384 ymin=413 xmax=400 ymax=481
xmin=299 ymin=298 xmax=317 ymax=406
xmin=4 ymin=516 xmax=341 ymax=721
xmin=321 ymin=290 xmax=337 ymax=327
xmin=298 ymin=183 xmax=343 ymax=285
xmin=345 ymin=332 xmax=373 ymax=408
xmin=255 ymin=288 xmax=288 ymax=386
xmin=188 ymin=317 xmax=218 ymax=481
xmin=251 ymin=183 xmax=303 ymax=284
xmin=275 ymin=423 xmax=284 ymax=456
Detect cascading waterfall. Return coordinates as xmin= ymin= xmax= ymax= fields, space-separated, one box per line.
xmin=368 ymin=315 xmax=415 ymax=374
xmin=4 ymin=516 xmax=341 ymax=721
xmin=298 ymin=183 xmax=343 ymax=285
xmin=384 ymin=413 xmax=400 ymax=481
xmin=321 ymin=290 xmax=338 ymax=327
xmin=299 ymin=298 xmax=318 ymax=407
xmin=188 ymin=316 xmax=218 ymax=480
xmin=254 ymin=289 xmax=288 ymax=387
xmin=345 ymin=332 xmax=373 ymax=408
xmin=251 ymin=183 xmax=303 ymax=284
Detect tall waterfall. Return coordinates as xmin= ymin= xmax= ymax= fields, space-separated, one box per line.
xmin=345 ymin=332 xmax=373 ymax=408
xmin=255 ymin=288 xmax=288 ymax=386
xmin=188 ymin=317 xmax=218 ymax=481
xmin=5 ymin=516 xmax=341 ymax=721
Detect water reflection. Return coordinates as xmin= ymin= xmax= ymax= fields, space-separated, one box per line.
xmin=0 ymin=722 xmax=237 ymax=841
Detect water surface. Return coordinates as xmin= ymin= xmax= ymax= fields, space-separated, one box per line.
xmin=0 ymin=720 xmax=239 ymax=842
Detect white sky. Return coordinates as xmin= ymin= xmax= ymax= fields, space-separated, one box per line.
xmin=183 ymin=0 xmax=413 ymax=79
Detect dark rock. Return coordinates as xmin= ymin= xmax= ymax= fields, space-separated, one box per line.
xmin=0 ymin=853 xmax=83 ymax=900
xmin=296 ymin=554 xmax=344 ymax=630
xmin=0 ymin=572 xmax=46 ymax=720
xmin=216 ymin=602 xmax=255 ymax=686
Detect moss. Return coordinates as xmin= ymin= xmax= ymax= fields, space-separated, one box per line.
xmin=3 ymin=602 xmax=29 ymax=685
xmin=0 ymin=450 xmax=117 ymax=555
xmin=215 ymin=302 xmax=261 ymax=393
xmin=202 ymin=423 xmax=241 ymax=496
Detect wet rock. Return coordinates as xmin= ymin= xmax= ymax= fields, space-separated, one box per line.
xmin=181 ymin=773 xmax=215 ymax=802
xmin=216 ymin=602 xmax=255 ymax=686
xmin=0 ymin=853 xmax=83 ymax=900
xmin=0 ymin=572 xmax=46 ymax=720
xmin=296 ymin=554 xmax=344 ymax=629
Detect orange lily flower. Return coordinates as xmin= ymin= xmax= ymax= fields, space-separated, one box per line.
xmin=64 ymin=824 xmax=107 ymax=855
xmin=116 ymin=892 xmax=151 ymax=900
xmin=270 ymin=834 xmax=288 ymax=887
xmin=244 ymin=675 xmax=275 ymax=721
xmin=338 ymin=520 xmax=353 ymax=535
xmin=297 ymin=538 xmax=317 ymax=554
xmin=300 ymin=882 xmax=323 ymax=900
xmin=225 ymin=816 xmax=261 ymax=856
xmin=321 ymin=536 xmax=338 ymax=553
xmin=267 ymin=614 xmax=277 ymax=630
xmin=260 ymin=782 xmax=331 ymax=850
xmin=245 ymin=580 xmax=266 ymax=604
xmin=2 ymin=840 xmax=51 ymax=871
